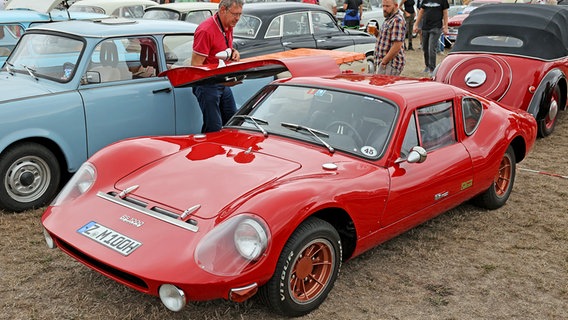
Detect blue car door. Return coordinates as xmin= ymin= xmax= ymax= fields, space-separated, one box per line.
xmin=78 ymin=37 xmax=177 ymax=157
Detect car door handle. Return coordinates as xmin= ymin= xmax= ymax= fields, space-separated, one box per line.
xmin=153 ymin=87 xmax=172 ymax=94
xmin=282 ymin=42 xmax=292 ymax=46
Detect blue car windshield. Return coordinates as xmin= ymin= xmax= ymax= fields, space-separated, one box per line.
xmin=4 ymin=33 xmax=83 ymax=83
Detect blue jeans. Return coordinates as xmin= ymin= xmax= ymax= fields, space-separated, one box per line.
xmin=421 ymin=27 xmax=442 ymax=72
xmin=192 ymin=84 xmax=236 ymax=133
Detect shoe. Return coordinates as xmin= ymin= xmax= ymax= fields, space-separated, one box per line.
xmin=408 ymin=47 xmax=414 ymax=51
xmin=423 ymin=67 xmax=429 ymax=73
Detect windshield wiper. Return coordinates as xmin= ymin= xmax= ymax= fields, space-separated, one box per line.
xmin=4 ymin=61 xmax=15 ymax=75
xmin=231 ymin=115 xmax=269 ymax=137
xmin=281 ymin=122 xmax=334 ymax=153
xmin=21 ymin=64 xmax=38 ymax=80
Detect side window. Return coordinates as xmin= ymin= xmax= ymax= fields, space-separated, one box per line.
xmin=462 ymin=97 xmax=483 ymax=135
xmin=186 ymin=10 xmax=213 ymax=25
xmin=266 ymin=16 xmax=282 ymax=38
xmin=400 ymin=113 xmax=418 ymax=158
xmin=163 ymin=35 xmax=194 ymax=68
xmin=417 ymin=101 xmax=456 ymax=151
xmin=283 ymin=12 xmax=309 ymax=36
xmin=114 ymin=5 xmax=146 ymax=18
xmin=311 ymin=11 xmax=339 ymax=35
xmin=0 ymin=24 xmax=24 ymax=59
xmin=88 ymin=37 xmax=158 ymax=83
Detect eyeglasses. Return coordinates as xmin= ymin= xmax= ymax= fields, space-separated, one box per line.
xmin=227 ymin=10 xmax=242 ymax=18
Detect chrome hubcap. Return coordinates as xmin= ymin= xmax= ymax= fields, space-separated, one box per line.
xmin=4 ymin=156 xmax=50 ymax=202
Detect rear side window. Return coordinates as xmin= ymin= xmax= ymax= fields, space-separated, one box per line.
xmin=462 ymin=97 xmax=483 ymax=135
xmin=417 ymin=101 xmax=456 ymax=151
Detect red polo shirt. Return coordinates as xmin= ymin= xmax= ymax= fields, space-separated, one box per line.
xmin=193 ymin=13 xmax=234 ymax=65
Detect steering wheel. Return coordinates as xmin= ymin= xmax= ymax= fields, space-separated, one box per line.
xmin=325 ymin=121 xmax=364 ymax=146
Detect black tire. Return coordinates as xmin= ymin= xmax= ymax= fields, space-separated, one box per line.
xmin=473 ymin=146 xmax=516 ymax=210
xmin=259 ymin=217 xmax=342 ymax=317
xmin=537 ymin=85 xmax=561 ymax=138
xmin=0 ymin=142 xmax=61 ymax=212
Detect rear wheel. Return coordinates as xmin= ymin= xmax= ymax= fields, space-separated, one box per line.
xmin=0 ymin=143 xmax=61 ymax=212
xmin=537 ymin=85 xmax=561 ymax=138
xmin=259 ymin=217 xmax=341 ymax=317
xmin=473 ymin=146 xmax=516 ymax=210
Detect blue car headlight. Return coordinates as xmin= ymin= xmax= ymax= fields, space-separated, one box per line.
xmin=195 ymin=214 xmax=270 ymax=276
xmin=51 ymin=162 xmax=96 ymax=206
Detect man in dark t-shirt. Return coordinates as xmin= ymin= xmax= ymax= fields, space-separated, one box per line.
xmin=400 ymin=0 xmax=415 ymax=50
xmin=343 ymin=0 xmax=363 ymax=29
xmin=412 ymin=0 xmax=448 ymax=76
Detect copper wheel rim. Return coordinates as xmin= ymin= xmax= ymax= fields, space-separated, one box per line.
xmin=289 ymin=239 xmax=335 ymax=304
xmin=494 ymin=153 xmax=512 ymax=197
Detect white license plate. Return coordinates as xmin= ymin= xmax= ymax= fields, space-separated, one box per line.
xmin=77 ymin=221 xmax=142 ymax=256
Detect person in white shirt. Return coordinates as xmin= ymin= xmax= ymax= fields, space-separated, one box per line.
xmin=319 ymin=0 xmax=338 ymax=16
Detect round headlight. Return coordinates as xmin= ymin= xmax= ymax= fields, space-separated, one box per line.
xmin=158 ymin=284 xmax=186 ymax=312
xmin=234 ymin=218 xmax=268 ymax=261
xmin=51 ymin=162 xmax=96 ymax=206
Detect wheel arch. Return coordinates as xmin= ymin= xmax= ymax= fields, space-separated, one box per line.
xmin=311 ymin=207 xmax=357 ymax=261
xmin=509 ymin=135 xmax=527 ymax=163
xmin=1 ymin=137 xmax=69 ymax=179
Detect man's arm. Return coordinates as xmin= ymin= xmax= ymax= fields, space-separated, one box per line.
xmin=413 ymin=8 xmax=423 ymax=33
xmin=442 ymin=9 xmax=448 ymax=34
xmin=191 ymin=52 xmax=206 ymax=66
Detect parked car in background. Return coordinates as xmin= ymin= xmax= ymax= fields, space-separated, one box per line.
xmin=69 ymin=0 xmax=157 ymax=18
xmin=0 ymin=18 xmax=201 ymax=212
xmin=446 ymin=0 xmax=503 ymax=43
xmin=142 ymin=2 xmax=217 ymax=24
xmin=233 ymin=2 xmax=377 ymax=72
xmin=435 ymin=4 xmax=568 ymax=137
xmin=0 ymin=0 xmax=107 ymax=63
xmin=42 ymin=54 xmax=536 ymax=317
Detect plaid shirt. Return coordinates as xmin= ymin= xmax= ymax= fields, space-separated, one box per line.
xmin=375 ymin=11 xmax=406 ymax=72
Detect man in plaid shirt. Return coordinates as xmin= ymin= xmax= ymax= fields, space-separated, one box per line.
xmin=375 ymin=0 xmax=406 ymax=75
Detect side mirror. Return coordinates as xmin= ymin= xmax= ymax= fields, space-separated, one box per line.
xmin=83 ymin=71 xmax=101 ymax=84
xmin=406 ymin=146 xmax=427 ymax=163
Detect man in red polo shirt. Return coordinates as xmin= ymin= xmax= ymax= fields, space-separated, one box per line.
xmin=191 ymin=0 xmax=243 ymax=133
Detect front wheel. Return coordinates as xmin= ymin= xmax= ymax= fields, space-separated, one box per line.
xmin=259 ymin=217 xmax=342 ymax=317
xmin=0 ymin=142 xmax=61 ymax=212
xmin=473 ymin=146 xmax=516 ymax=210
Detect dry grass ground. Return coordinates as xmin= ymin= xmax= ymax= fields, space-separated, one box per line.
xmin=0 ymin=49 xmax=567 ymax=320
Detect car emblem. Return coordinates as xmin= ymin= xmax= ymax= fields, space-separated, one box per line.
xmin=120 ymin=215 xmax=144 ymax=228
xmin=464 ymin=69 xmax=487 ymax=88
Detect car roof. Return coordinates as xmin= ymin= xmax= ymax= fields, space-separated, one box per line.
xmin=283 ymin=74 xmax=459 ymax=110
xmin=452 ymin=4 xmax=568 ymax=60
xmin=145 ymin=2 xmax=218 ymax=13
xmin=243 ymin=2 xmax=327 ymax=16
xmin=0 ymin=8 xmax=108 ymax=23
xmin=69 ymin=0 xmax=158 ymax=12
xmin=27 ymin=18 xmax=197 ymax=38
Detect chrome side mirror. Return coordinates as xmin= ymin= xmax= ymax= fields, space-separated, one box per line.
xmin=406 ymin=146 xmax=427 ymax=163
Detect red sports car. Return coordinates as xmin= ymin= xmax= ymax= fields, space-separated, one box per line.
xmin=42 ymin=56 xmax=537 ymax=317
xmin=435 ymin=4 xmax=568 ymax=137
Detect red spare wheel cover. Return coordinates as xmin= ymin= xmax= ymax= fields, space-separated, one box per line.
xmin=444 ymin=55 xmax=512 ymax=101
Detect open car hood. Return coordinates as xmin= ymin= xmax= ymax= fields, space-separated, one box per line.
xmin=5 ymin=0 xmax=64 ymax=13
xmin=160 ymin=55 xmax=341 ymax=88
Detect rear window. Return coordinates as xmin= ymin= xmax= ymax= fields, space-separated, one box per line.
xmin=470 ymin=35 xmax=523 ymax=48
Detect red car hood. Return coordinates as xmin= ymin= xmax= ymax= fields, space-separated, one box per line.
xmin=115 ymin=141 xmax=300 ymax=219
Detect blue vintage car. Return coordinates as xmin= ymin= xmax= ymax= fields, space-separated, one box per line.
xmin=0 ymin=18 xmax=212 ymax=212
xmin=0 ymin=0 xmax=108 ymax=63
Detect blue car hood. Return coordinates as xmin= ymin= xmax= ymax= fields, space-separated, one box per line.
xmin=0 ymin=74 xmax=57 ymax=101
